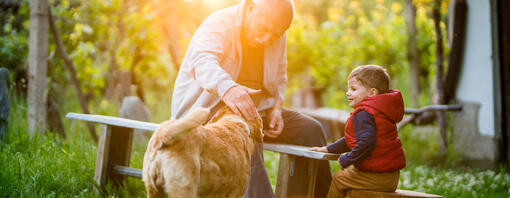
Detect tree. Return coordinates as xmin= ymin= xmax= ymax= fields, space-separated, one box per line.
xmin=432 ymin=0 xmax=448 ymax=159
xmin=48 ymin=6 xmax=98 ymax=142
xmin=27 ymin=0 xmax=49 ymax=135
xmin=404 ymin=0 xmax=420 ymax=107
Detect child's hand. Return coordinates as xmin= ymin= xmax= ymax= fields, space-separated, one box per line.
xmin=308 ymin=146 xmax=328 ymax=153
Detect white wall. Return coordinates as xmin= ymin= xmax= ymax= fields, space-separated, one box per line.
xmin=455 ymin=0 xmax=495 ymax=136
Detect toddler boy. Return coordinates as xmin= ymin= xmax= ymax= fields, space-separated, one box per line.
xmin=310 ymin=65 xmax=406 ymax=198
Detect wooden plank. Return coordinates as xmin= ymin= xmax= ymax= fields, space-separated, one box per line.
xmin=66 ymin=113 xmax=159 ymax=131
xmin=275 ymin=154 xmax=293 ymax=198
xmin=263 ymin=143 xmax=340 ymax=160
xmin=306 ymin=159 xmax=319 ymax=197
xmin=108 ymin=125 xmax=134 ymax=186
xmin=94 ymin=125 xmax=112 ymax=192
xmin=294 ymin=107 xmax=349 ymax=123
xmin=66 ymin=113 xmax=340 ymax=160
xmin=347 ymin=189 xmax=442 ymax=198
xmin=114 ymin=166 xmax=142 ymax=178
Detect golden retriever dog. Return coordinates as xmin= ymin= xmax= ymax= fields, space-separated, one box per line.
xmin=142 ymin=106 xmax=263 ymax=198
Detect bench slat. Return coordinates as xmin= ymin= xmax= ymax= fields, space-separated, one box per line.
xmin=67 ymin=112 xmax=340 ymax=161
xmin=66 ymin=113 xmax=159 ymax=132
xmin=295 ymin=107 xmax=349 ymax=123
xmin=263 ymin=143 xmax=339 ymax=161
xmin=347 ymin=189 xmax=442 ymax=198
xmin=114 ymin=165 xmax=142 ymax=178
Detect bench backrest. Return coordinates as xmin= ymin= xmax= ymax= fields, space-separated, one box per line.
xmin=66 ymin=112 xmax=339 ymax=161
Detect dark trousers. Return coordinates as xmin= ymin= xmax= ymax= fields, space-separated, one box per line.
xmin=243 ymin=108 xmax=332 ymax=198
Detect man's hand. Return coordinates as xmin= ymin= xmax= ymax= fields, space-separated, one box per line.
xmin=308 ymin=146 xmax=328 ymax=153
xmin=264 ymin=98 xmax=284 ymax=138
xmin=222 ymin=85 xmax=261 ymax=120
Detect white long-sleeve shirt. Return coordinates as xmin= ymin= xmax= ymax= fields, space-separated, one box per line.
xmin=170 ymin=2 xmax=288 ymax=119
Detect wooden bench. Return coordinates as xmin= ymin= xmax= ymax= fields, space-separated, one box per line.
xmin=347 ymin=189 xmax=442 ymax=198
xmin=66 ymin=112 xmax=339 ymax=198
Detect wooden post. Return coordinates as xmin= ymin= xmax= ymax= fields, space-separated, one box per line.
xmin=27 ymin=0 xmax=49 ymax=135
xmin=307 ymin=159 xmax=319 ymax=197
xmin=93 ymin=124 xmax=133 ymax=190
xmin=94 ymin=125 xmax=112 ymax=192
xmin=275 ymin=154 xmax=293 ymax=198
xmin=108 ymin=125 xmax=134 ymax=185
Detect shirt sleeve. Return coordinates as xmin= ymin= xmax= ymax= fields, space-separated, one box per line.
xmin=276 ymin=34 xmax=287 ymax=100
xmin=326 ymin=137 xmax=350 ymax=154
xmin=339 ymin=110 xmax=376 ymax=168
xmin=187 ymin=18 xmax=238 ymax=98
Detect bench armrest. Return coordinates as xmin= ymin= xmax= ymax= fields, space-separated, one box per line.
xmin=264 ymin=143 xmax=339 ymax=160
xmin=66 ymin=113 xmax=159 ymax=132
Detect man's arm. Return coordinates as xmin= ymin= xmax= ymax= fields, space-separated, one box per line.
xmin=188 ymin=19 xmax=236 ymax=98
xmin=338 ymin=111 xmax=376 ymax=168
xmin=264 ymin=34 xmax=287 ymax=137
xmin=263 ymin=96 xmax=283 ymax=138
xmin=276 ymin=34 xmax=288 ymax=100
xmin=186 ymin=17 xmax=260 ymax=120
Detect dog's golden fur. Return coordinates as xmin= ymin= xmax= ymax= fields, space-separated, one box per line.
xmin=142 ymin=106 xmax=263 ymax=198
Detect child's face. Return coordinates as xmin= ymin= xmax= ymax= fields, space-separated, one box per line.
xmin=346 ymin=78 xmax=378 ymax=107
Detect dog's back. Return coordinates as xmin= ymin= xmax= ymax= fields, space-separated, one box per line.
xmin=143 ymin=108 xmax=209 ymax=198
xmin=143 ymin=107 xmax=262 ymax=198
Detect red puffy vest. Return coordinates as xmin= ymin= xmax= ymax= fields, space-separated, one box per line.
xmin=344 ymin=90 xmax=406 ymax=172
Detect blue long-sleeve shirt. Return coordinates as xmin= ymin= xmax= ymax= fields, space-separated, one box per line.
xmin=326 ymin=111 xmax=376 ymax=168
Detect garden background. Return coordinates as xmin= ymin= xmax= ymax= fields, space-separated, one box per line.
xmin=0 ymin=0 xmax=509 ymax=197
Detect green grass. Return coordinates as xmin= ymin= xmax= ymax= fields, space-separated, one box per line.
xmin=1 ymin=93 xmax=509 ymax=197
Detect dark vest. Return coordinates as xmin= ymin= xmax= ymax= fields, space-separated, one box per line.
xmin=238 ymin=42 xmax=264 ymax=104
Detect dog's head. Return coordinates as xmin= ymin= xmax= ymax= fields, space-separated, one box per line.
xmin=210 ymin=106 xmax=264 ymax=143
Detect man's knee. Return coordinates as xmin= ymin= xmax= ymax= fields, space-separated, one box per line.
xmin=304 ymin=118 xmax=326 ymax=144
xmin=299 ymin=116 xmax=327 ymax=146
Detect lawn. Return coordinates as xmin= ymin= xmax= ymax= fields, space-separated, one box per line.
xmin=1 ymin=94 xmax=509 ymax=198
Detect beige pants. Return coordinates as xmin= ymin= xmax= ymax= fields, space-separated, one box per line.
xmin=327 ymin=166 xmax=399 ymax=198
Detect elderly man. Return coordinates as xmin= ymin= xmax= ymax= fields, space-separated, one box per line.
xmin=171 ymin=0 xmax=332 ymax=197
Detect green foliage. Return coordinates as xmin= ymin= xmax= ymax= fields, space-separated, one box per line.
xmin=0 ymin=0 xmax=29 ymax=73
xmin=0 ymin=31 xmax=27 ymax=71
xmin=399 ymin=165 xmax=510 ymax=197
xmin=0 ymin=93 xmax=97 ymax=197
xmin=0 ymin=92 xmax=146 ymax=197
xmin=286 ymin=0 xmax=449 ymax=109
xmin=49 ymin=0 xmax=173 ymax=101
xmin=1 ymin=0 xmax=175 ymax=112
xmin=2 ymin=91 xmax=509 ymax=197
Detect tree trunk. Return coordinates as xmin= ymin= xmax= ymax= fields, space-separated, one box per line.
xmin=153 ymin=0 xmax=181 ymax=70
xmin=433 ymin=0 xmax=448 ymax=159
xmin=47 ymin=89 xmax=66 ymax=139
xmin=497 ymin=0 xmax=510 ymax=167
xmin=48 ymin=6 xmax=98 ymax=143
xmin=404 ymin=0 xmax=420 ymax=107
xmin=444 ymin=0 xmax=467 ymax=104
xmin=27 ymin=0 xmax=49 ymax=135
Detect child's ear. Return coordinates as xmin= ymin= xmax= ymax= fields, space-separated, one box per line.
xmin=369 ymin=88 xmax=379 ymax=96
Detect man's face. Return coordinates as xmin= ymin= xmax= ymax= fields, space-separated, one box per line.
xmin=243 ymin=2 xmax=292 ymax=48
